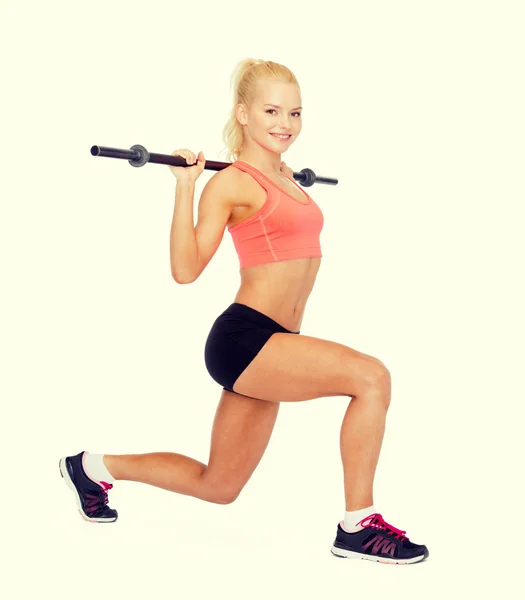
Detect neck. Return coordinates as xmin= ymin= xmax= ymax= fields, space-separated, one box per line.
xmin=236 ymin=155 xmax=282 ymax=175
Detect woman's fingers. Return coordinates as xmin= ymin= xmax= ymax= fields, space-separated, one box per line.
xmin=281 ymin=161 xmax=293 ymax=178
xmin=173 ymin=149 xmax=197 ymax=164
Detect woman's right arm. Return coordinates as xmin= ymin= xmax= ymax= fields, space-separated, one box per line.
xmin=170 ymin=173 xmax=234 ymax=284
xmin=170 ymin=179 xmax=199 ymax=283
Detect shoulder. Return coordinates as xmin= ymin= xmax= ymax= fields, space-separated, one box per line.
xmin=201 ymin=164 xmax=244 ymax=204
xmin=206 ymin=166 xmax=243 ymax=194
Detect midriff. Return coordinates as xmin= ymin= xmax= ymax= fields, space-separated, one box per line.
xmin=233 ymin=257 xmax=321 ymax=332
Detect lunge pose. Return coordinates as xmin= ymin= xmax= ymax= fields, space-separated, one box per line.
xmin=60 ymin=58 xmax=429 ymax=565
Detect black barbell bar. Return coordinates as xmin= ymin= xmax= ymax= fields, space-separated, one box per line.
xmin=90 ymin=144 xmax=338 ymax=188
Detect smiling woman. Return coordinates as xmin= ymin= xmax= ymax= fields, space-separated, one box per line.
xmin=59 ymin=56 xmax=429 ymax=566
xmin=221 ymin=59 xmax=303 ymax=165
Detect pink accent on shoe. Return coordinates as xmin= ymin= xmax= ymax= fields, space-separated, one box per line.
xmin=340 ymin=520 xmax=358 ymax=533
xmin=78 ymin=509 xmax=96 ymax=523
xmin=362 ymin=534 xmax=397 ymax=557
xmin=357 ymin=513 xmax=408 ymax=541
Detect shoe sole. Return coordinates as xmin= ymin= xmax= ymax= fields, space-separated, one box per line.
xmin=59 ymin=457 xmax=117 ymax=523
xmin=331 ymin=545 xmax=428 ymax=565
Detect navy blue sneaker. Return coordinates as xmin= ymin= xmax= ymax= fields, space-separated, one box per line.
xmin=59 ymin=451 xmax=118 ymax=523
xmin=331 ymin=513 xmax=429 ymax=564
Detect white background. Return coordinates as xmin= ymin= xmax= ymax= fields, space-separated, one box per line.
xmin=1 ymin=0 xmax=523 ymax=597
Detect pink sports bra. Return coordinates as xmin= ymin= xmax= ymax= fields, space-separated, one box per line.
xmin=228 ymin=160 xmax=324 ymax=269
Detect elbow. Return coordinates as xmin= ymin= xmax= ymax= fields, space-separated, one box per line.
xmin=173 ymin=275 xmax=195 ymax=285
xmin=172 ymin=272 xmax=196 ymax=284
xmin=172 ymin=257 xmax=201 ymax=284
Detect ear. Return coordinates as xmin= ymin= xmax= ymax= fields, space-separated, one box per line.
xmin=236 ymin=103 xmax=247 ymax=126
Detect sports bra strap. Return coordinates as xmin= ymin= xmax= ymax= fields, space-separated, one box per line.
xmin=231 ymin=161 xmax=274 ymax=191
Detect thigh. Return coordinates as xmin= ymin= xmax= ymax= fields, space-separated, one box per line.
xmin=233 ymin=333 xmax=386 ymax=402
xmin=201 ymin=388 xmax=280 ymax=501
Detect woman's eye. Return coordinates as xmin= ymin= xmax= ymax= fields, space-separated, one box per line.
xmin=266 ymin=109 xmax=302 ymax=117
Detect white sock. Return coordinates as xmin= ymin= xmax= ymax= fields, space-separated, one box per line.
xmin=343 ymin=505 xmax=376 ymax=533
xmin=83 ymin=452 xmax=115 ymax=484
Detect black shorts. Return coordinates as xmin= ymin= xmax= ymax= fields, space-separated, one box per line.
xmin=204 ymin=302 xmax=300 ymax=393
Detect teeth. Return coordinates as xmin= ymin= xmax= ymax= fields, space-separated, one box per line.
xmin=272 ymin=134 xmax=290 ymax=139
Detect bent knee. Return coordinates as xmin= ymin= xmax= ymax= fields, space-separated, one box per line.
xmin=210 ymin=489 xmax=241 ymax=505
xmin=358 ymin=359 xmax=391 ymax=403
xmin=217 ymin=494 xmax=239 ymax=505
xmin=203 ymin=481 xmax=242 ymax=505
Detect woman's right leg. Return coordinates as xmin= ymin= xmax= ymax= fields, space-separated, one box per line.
xmin=103 ymin=387 xmax=281 ymax=504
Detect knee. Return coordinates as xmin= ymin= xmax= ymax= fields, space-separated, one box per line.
xmin=204 ymin=482 xmax=242 ymax=505
xmin=211 ymin=490 xmax=241 ymax=505
xmin=361 ymin=359 xmax=391 ymax=406
xmin=201 ymin=470 xmax=244 ymax=504
xmin=217 ymin=494 xmax=239 ymax=505
xmin=368 ymin=359 xmax=391 ymax=391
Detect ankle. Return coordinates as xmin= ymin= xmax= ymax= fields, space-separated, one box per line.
xmin=345 ymin=500 xmax=373 ymax=512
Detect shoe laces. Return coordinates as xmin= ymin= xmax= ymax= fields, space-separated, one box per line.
xmin=357 ymin=512 xmax=408 ymax=541
xmin=99 ymin=481 xmax=113 ymax=506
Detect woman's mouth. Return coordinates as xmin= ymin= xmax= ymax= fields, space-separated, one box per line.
xmin=270 ymin=133 xmax=291 ymax=142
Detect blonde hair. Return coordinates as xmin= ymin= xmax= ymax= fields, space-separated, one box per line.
xmin=220 ymin=58 xmax=300 ymax=163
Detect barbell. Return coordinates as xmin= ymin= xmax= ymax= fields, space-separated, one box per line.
xmin=90 ymin=144 xmax=338 ymax=188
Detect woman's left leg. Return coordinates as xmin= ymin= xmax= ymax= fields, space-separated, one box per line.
xmin=103 ymin=388 xmax=280 ymax=504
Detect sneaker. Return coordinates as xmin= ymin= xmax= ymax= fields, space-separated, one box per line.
xmin=59 ymin=451 xmax=118 ymax=523
xmin=331 ymin=513 xmax=429 ymax=564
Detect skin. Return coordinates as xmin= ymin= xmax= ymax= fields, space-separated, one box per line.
xmin=104 ymin=79 xmax=391 ymax=518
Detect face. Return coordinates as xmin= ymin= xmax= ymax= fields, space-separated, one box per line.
xmin=236 ymin=80 xmax=303 ymax=156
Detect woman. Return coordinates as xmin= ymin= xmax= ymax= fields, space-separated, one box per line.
xmin=60 ymin=58 xmax=429 ymax=565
